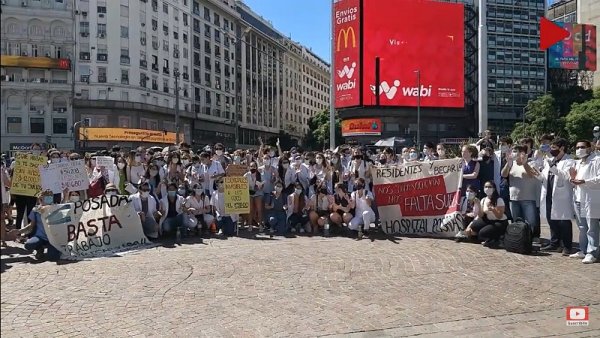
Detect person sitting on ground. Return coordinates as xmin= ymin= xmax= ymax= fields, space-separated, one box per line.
xmin=329 ymin=183 xmax=354 ymax=235
xmin=185 ymin=183 xmax=214 ymax=237
xmin=307 ymin=181 xmax=332 ymax=236
xmin=287 ymin=182 xmax=309 ymax=233
xmin=464 ymin=181 xmax=508 ymax=248
xmin=159 ymin=183 xmax=186 ymax=241
xmin=453 ymin=184 xmax=482 ymax=242
xmin=348 ymin=178 xmax=376 ymax=240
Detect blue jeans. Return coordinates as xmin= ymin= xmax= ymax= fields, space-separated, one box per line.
xmin=575 ymin=202 xmax=600 ymax=257
xmin=217 ymin=216 xmax=235 ymax=236
xmin=510 ymin=200 xmax=537 ymax=233
xmin=24 ymin=236 xmax=61 ymax=260
xmin=267 ymin=211 xmax=287 ymax=235
xmin=162 ymin=214 xmax=185 ymax=233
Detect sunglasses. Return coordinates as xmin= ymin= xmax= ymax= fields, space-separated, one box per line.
xmin=105 ymin=189 xmax=118 ymax=193
xmin=575 ymin=146 xmax=588 ymax=149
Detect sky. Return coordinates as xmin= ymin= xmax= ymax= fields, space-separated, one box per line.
xmin=241 ymin=0 xmax=332 ymax=62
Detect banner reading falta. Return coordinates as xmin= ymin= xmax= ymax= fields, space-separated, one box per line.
xmin=371 ymin=159 xmax=464 ymax=237
xmin=39 ymin=196 xmax=151 ymax=259
xmin=333 ymin=0 xmax=361 ymax=108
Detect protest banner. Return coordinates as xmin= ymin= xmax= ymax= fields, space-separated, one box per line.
xmin=371 ymin=159 xmax=464 ymax=237
xmin=224 ymin=177 xmax=250 ymax=214
xmin=40 ymin=160 xmax=90 ymax=194
xmin=39 ymin=195 xmax=150 ymax=259
xmin=11 ymin=153 xmax=48 ymax=196
xmin=95 ymin=156 xmax=114 ymax=167
xmin=226 ymin=164 xmax=248 ymax=177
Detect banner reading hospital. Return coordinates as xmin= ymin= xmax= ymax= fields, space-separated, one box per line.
xmin=39 ymin=195 xmax=150 ymax=259
xmin=372 ymin=159 xmax=464 ymax=237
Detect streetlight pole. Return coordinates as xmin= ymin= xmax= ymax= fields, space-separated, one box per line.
xmin=174 ymin=69 xmax=180 ymax=145
xmin=234 ymin=27 xmax=251 ymax=149
xmin=478 ymin=0 xmax=488 ymax=134
xmin=415 ymin=70 xmax=421 ymax=149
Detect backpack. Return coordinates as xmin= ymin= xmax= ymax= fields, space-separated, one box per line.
xmin=504 ymin=218 xmax=532 ymax=255
xmin=88 ymin=175 xmax=107 ymax=198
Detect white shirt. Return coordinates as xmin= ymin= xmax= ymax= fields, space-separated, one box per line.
xmin=185 ymin=195 xmax=211 ymax=215
xmin=351 ymin=190 xmax=374 ymax=215
xmin=210 ymin=191 xmax=238 ymax=220
xmin=201 ymin=160 xmax=225 ymax=193
xmin=480 ymin=197 xmax=507 ymax=221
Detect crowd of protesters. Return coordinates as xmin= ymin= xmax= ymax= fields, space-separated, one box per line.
xmin=1 ymin=128 xmax=599 ymax=264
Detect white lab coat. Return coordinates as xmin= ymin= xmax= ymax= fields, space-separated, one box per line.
xmin=573 ymin=153 xmax=600 ymax=219
xmin=537 ymin=155 xmax=576 ymax=221
xmin=130 ymin=192 xmax=160 ymax=217
xmin=159 ymin=195 xmax=185 ymax=227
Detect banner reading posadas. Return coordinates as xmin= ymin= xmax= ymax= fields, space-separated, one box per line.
xmin=371 ymin=159 xmax=464 ymax=237
xmin=39 ymin=195 xmax=151 ymax=259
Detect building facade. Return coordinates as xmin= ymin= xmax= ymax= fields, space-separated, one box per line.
xmin=578 ymin=0 xmax=600 ymax=88
xmin=72 ymin=0 xmax=194 ymax=150
xmin=300 ymin=47 xmax=330 ymax=136
xmin=282 ymin=40 xmax=305 ymax=139
xmin=1 ymin=0 xmax=75 ymax=151
xmin=485 ymin=0 xmax=547 ymax=134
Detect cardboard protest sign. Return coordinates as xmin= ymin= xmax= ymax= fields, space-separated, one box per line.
xmin=95 ymin=156 xmax=114 ymax=167
xmin=371 ymin=159 xmax=464 ymax=237
xmin=39 ymin=196 xmax=150 ymax=259
xmin=224 ymin=177 xmax=250 ymax=214
xmin=11 ymin=153 xmax=48 ymax=196
xmin=40 ymin=160 xmax=90 ymax=193
xmin=226 ymin=164 xmax=248 ymax=177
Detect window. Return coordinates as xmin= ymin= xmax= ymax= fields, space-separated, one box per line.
xmin=163 ymin=40 xmax=169 ymax=51
xmin=214 ymin=13 xmax=220 ymax=26
xmin=53 ymin=118 xmax=67 ymax=134
xmin=121 ymin=69 xmax=129 ymax=84
xmin=204 ymin=72 xmax=211 ymax=85
xmin=120 ymin=26 xmax=129 ymax=38
xmin=163 ymin=79 xmax=169 ymax=93
xmin=30 ymin=118 xmax=45 ymax=134
xmin=205 ymin=56 xmax=211 ymax=70
xmin=152 ymin=19 xmax=158 ymax=31
xmin=80 ymin=21 xmax=89 ymax=34
xmin=97 ymin=24 xmax=107 ymax=35
xmin=97 ymin=6 xmax=107 ymax=14
xmin=173 ymin=31 xmax=179 ymax=40
xmin=183 ymin=13 xmax=188 ymax=26
xmin=121 ymin=91 xmax=129 ymax=101
xmin=120 ymin=5 xmax=129 ymax=17
xmin=205 ymin=90 xmax=211 ymax=104
xmin=6 ymin=117 xmax=21 ymax=133
xmin=214 ymin=30 xmax=220 ymax=43
xmin=204 ymin=24 xmax=210 ymax=38
xmin=163 ymin=3 xmax=168 ymax=14
xmin=183 ymin=33 xmax=188 ymax=44
xmin=204 ymin=40 xmax=211 ymax=54
xmin=163 ymin=24 xmax=169 ymax=36
xmin=204 ymin=7 xmax=210 ymax=20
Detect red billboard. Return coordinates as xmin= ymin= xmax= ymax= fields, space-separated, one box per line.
xmin=362 ymin=0 xmax=464 ymax=108
xmin=333 ymin=0 xmax=361 ymax=108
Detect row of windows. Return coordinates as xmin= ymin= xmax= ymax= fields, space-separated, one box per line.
xmin=2 ymin=42 xmax=68 ymax=58
xmin=4 ymin=94 xmax=68 ymax=112
xmin=5 ymin=117 xmax=68 ymax=135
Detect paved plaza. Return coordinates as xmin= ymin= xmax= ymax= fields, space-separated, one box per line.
xmin=1 ymin=225 xmax=599 ymax=338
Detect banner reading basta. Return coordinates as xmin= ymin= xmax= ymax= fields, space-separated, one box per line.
xmin=371 ymin=159 xmax=464 ymax=237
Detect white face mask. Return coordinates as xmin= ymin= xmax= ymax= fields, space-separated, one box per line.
xmin=576 ymin=148 xmax=589 ymax=158
xmin=501 ymin=145 xmax=509 ymax=153
xmin=51 ymin=158 xmax=60 ymax=163
xmin=594 ymin=132 xmax=600 ymax=138
xmin=172 ymin=158 xmax=179 ymax=164
xmin=304 ymin=160 xmax=311 ymax=165
xmin=233 ymin=156 xmax=241 ymax=163
xmin=178 ymin=189 xmax=186 ymax=195
xmin=135 ymin=156 xmax=141 ymax=163
xmin=465 ymin=192 xmax=475 ymax=200
xmin=316 ymin=159 xmax=323 ymax=165
xmin=275 ymin=186 xmax=283 ymax=193
xmin=269 ymin=151 xmax=275 ymax=157
xmin=150 ymin=170 xmax=159 ymax=177
xmin=216 ymin=150 xmax=224 ymax=156
xmin=484 ymin=187 xmax=494 ymax=196
xmin=182 ymin=160 xmax=190 ymax=166
xmin=409 ymin=152 xmax=418 ymax=160
xmin=69 ymin=195 xmax=80 ymax=202
xmin=140 ymin=191 xmax=150 ymax=198
xmin=194 ymin=188 xmax=203 ymax=195
xmin=331 ymin=157 xmax=338 ymax=164
xmin=295 ymin=188 xmax=302 ymax=195
xmin=117 ymin=163 xmax=126 ymax=169
xmin=263 ymin=159 xmax=271 ymax=166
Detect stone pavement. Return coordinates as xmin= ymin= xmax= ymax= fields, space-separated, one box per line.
xmin=1 ymin=225 xmax=599 ymax=338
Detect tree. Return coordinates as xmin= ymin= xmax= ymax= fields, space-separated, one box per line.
xmin=266 ymin=130 xmax=298 ymax=150
xmin=564 ymin=98 xmax=600 ymax=143
xmin=551 ymin=86 xmax=593 ymax=115
xmin=303 ymin=110 xmax=343 ymax=150
xmin=511 ymin=94 xmax=566 ymax=142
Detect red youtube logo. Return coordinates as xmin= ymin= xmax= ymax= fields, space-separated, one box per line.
xmin=540 ymin=17 xmax=570 ymax=50
xmin=566 ymin=306 xmax=589 ymax=321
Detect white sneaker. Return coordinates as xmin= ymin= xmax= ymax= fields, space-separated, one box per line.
xmin=440 ymin=224 xmax=449 ymax=231
xmin=582 ymin=254 xmax=597 ymax=264
xmin=569 ymin=251 xmax=585 ymax=259
xmin=454 ymin=230 xmax=467 ymax=239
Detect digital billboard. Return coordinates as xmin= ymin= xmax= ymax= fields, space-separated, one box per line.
xmin=548 ymin=23 xmax=597 ymax=71
xmin=341 ymin=118 xmax=382 ymax=136
xmin=362 ymin=0 xmax=464 ymax=108
xmin=333 ymin=0 xmax=361 ymax=108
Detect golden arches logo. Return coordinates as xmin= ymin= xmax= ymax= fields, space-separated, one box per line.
xmin=337 ymin=27 xmax=356 ymax=51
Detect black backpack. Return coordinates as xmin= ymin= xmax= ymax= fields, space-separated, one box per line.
xmin=504 ymin=218 xmax=532 ymax=254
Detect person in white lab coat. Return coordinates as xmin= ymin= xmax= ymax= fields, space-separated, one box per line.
xmin=523 ymin=138 xmax=575 ymax=256
xmin=569 ymin=141 xmax=600 ymax=264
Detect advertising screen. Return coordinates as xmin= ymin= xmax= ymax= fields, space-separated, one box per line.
xmin=548 ymin=23 xmax=597 ymax=71
xmin=341 ymin=118 xmax=382 ymax=136
xmin=333 ymin=0 xmax=361 ymax=108
xmin=362 ymin=0 xmax=464 ymax=108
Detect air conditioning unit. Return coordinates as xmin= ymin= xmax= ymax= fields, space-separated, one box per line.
xmin=82 ymin=11 xmax=87 ymax=17
xmin=22 ymin=1 xmax=27 ymax=7
xmin=82 ymin=54 xmax=90 ymax=60
xmin=81 ymin=32 xmax=89 ymax=37
xmin=38 ymin=110 xmax=45 ymax=115
xmin=98 ymin=33 xmax=105 ymax=38
xmin=99 ymin=13 xmax=105 ymax=18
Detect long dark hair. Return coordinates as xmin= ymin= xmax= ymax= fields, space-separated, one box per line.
xmin=277 ymin=155 xmax=289 ymax=182
xmin=484 ymin=181 xmax=500 ymax=207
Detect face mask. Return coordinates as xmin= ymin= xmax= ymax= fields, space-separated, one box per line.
xmin=484 ymin=188 xmax=494 ymax=196
xmin=275 ymin=186 xmax=283 ymax=193
xmin=173 ymin=158 xmax=181 ymax=164
xmin=250 ymin=168 xmax=257 ymax=174
xmin=500 ymin=146 xmax=509 ymax=153
xmin=216 ymin=150 xmax=224 ymax=156
xmin=178 ymin=189 xmax=186 ymax=196
xmin=316 ymin=159 xmax=323 ymax=165
xmin=549 ymin=149 xmax=560 ymax=157
xmin=540 ymin=144 xmax=550 ymax=153
xmin=304 ymin=160 xmax=311 ymax=165
xmin=195 ymin=188 xmax=203 ymax=195
xmin=465 ymin=192 xmax=475 ymax=200
xmin=576 ymin=148 xmax=589 ymax=158
xmin=295 ymin=188 xmax=303 ymax=195
xmin=295 ymin=160 xmax=302 ymax=166
xmin=282 ymin=163 xmax=289 ymax=169
xmin=331 ymin=157 xmax=338 ymax=164
xmin=380 ymin=158 xmax=387 ymax=165
xmin=409 ymin=152 xmax=418 ymax=160
xmin=168 ymin=191 xmax=177 ymax=197
xmin=156 ymin=160 xmax=164 ymax=167
xmin=594 ymin=132 xmax=600 ymax=138
xmin=117 ymin=163 xmax=126 ymax=169
xmin=482 ymin=155 xmax=490 ymax=162
xmin=150 ymin=170 xmax=159 ymax=177
xmin=355 ymin=183 xmax=364 ymax=190
xmin=43 ymin=196 xmax=54 ymax=205
xmin=512 ymin=151 xmax=519 ymax=158
xmin=51 ymin=158 xmax=60 ymax=163
xmin=135 ymin=156 xmax=141 ymax=163
xmin=269 ymin=151 xmax=275 ymax=157
xmin=263 ymin=159 xmax=271 ymax=166
xmin=438 ymin=150 xmax=445 ymax=156
xmin=234 ymin=156 xmax=241 ymax=163
xmin=106 ymin=192 xmax=117 ymax=197
xmin=182 ymin=160 xmax=190 ymax=166
xmin=140 ymin=191 xmax=150 ymax=198
xmin=69 ymin=195 xmax=80 ymax=202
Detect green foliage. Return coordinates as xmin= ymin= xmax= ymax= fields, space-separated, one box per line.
xmin=511 ymin=94 xmax=566 ymax=142
xmin=303 ymin=110 xmax=343 ymax=151
xmin=564 ymin=98 xmax=600 ymax=143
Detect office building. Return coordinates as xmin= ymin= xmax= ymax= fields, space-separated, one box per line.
xmin=282 ymin=40 xmax=305 ymax=139
xmin=300 ymin=47 xmax=330 ymax=136
xmin=1 ymin=0 xmax=75 ymax=151
xmin=578 ymin=0 xmax=600 ymax=88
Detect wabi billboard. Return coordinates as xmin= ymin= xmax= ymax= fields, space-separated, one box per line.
xmin=362 ymin=0 xmax=464 ymax=108
xmin=333 ymin=0 xmax=361 ymax=108
xmin=548 ymin=23 xmax=597 ymax=71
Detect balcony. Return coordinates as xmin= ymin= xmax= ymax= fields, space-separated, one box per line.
xmin=163 ymin=67 xmax=170 ymax=75
xmin=140 ymin=60 xmax=148 ymax=68
xmin=98 ymin=75 xmax=107 ymax=83
xmin=182 ymin=73 xmax=189 ymax=80
xmin=79 ymin=52 xmax=90 ymax=60
xmin=97 ymin=53 xmax=108 ymax=61
xmin=120 ymin=55 xmax=130 ymax=65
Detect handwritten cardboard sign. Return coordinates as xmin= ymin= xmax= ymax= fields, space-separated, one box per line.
xmin=11 ymin=153 xmax=47 ymax=196
xmin=224 ymin=176 xmax=250 ymax=214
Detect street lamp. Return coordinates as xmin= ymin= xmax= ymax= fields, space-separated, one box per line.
xmin=414 ymin=69 xmax=421 ymax=149
xmin=173 ymin=68 xmax=181 ymax=145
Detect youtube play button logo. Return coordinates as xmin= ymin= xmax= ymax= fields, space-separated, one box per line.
xmin=540 ymin=17 xmax=570 ymax=50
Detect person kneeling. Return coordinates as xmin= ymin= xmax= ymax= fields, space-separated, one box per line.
xmin=210 ymin=179 xmax=237 ymax=237
xmin=159 ymin=183 xmax=187 ymax=243
xmin=308 ymin=182 xmax=331 ymax=236
xmin=287 ymin=183 xmax=309 ymax=233
xmin=454 ymin=184 xmax=482 ymax=242
xmin=130 ymin=182 xmax=161 ymax=240
xmin=265 ymin=182 xmax=288 ymax=236
xmin=329 ymin=183 xmax=355 ymax=236
xmin=348 ymin=178 xmax=376 ymax=240
xmin=465 ymin=181 xmax=508 ymax=248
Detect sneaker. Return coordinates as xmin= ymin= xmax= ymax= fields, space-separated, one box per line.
xmin=290 ymin=227 xmax=296 ymax=233
xmin=582 ymin=254 xmax=597 ymax=264
xmin=562 ymin=248 xmax=572 ymax=256
xmin=34 ymin=249 xmax=45 ymax=260
xmin=532 ymin=237 xmax=541 ymax=244
xmin=454 ymin=231 xmax=467 ymax=239
xmin=357 ymin=231 xmax=363 ymax=240
xmin=569 ymin=251 xmax=585 ymax=259
xmin=218 ymin=229 xmax=223 ymax=236
xmin=541 ymin=244 xmax=559 ymax=251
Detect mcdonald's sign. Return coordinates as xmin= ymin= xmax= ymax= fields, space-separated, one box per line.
xmin=337 ymin=27 xmax=356 ymax=51
xmin=333 ymin=0 xmax=361 ymax=108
